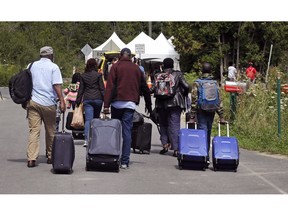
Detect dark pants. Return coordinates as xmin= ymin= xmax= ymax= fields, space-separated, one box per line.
xmin=158 ymin=107 xmax=182 ymax=151
xmin=197 ymin=110 xmax=215 ymax=155
xmin=111 ymin=107 xmax=134 ymax=166
xmin=83 ymin=99 xmax=103 ymax=140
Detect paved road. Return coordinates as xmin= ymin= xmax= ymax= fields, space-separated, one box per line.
xmin=0 ymin=87 xmax=288 ymax=214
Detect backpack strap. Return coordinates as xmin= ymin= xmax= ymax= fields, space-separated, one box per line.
xmin=28 ymin=62 xmax=34 ymax=70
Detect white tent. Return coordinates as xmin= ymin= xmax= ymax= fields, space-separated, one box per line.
xmin=151 ymin=33 xmax=180 ymax=63
xmin=126 ymin=32 xmax=180 ymax=70
xmin=93 ymin=32 xmax=126 ymax=58
xmin=129 ymin=32 xmax=180 ymax=70
xmin=126 ymin=31 xmax=155 ymax=56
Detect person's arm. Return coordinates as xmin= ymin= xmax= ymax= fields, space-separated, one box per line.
xmin=216 ymin=84 xmax=225 ymax=123
xmin=76 ymin=76 xmax=84 ymax=106
xmin=98 ymin=74 xmax=105 ymax=98
xmin=190 ymin=82 xmax=198 ymax=121
xmin=140 ymin=72 xmax=152 ymax=114
xmin=178 ymin=73 xmax=190 ymax=96
xmin=103 ymin=63 xmax=117 ymax=111
xmin=53 ymin=84 xmax=66 ymax=112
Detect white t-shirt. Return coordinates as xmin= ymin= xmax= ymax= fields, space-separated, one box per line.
xmin=30 ymin=58 xmax=63 ymax=106
xmin=228 ymin=66 xmax=237 ymax=79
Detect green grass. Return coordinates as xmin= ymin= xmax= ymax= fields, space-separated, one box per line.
xmin=221 ymin=68 xmax=288 ymax=155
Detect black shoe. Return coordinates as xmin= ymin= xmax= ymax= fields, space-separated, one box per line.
xmin=47 ymin=158 xmax=52 ymax=164
xmin=159 ymin=147 xmax=169 ymax=155
xmin=173 ymin=151 xmax=178 ymax=157
xmin=27 ymin=160 xmax=36 ymax=168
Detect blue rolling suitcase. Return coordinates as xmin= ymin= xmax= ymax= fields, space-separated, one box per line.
xmin=178 ymin=123 xmax=209 ymax=170
xmin=212 ymin=122 xmax=239 ymax=172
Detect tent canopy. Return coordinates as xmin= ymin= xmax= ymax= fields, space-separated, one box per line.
xmin=90 ymin=31 xmax=180 ymax=70
xmin=126 ymin=32 xmax=180 ymax=70
xmin=126 ymin=31 xmax=155 ymax=55
xmin=93 ymin=32 xmax=126 ymax=58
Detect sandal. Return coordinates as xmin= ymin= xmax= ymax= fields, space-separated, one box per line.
xmin=159 ymin=144 xmax=170 ymax=155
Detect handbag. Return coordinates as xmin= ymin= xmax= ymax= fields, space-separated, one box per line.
xmin=71 ymin=103 xmax=84 ymax=129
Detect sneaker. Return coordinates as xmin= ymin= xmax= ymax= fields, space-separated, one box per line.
xmin=120 ymin=164 xmax=129 ymax=169
xmin=205 ymin=160 xmax=210 ymax=168
xmin=83 ymin=141 xmax=87 ymax=147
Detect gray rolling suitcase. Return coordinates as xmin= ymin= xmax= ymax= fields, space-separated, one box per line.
xmin=52 ymin=112 xmax=75 ymax=174
xmin=86 ymin=116 xmax=122 ymax=172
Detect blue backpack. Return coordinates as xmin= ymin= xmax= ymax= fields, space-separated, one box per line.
xmin=196 ymin=78 xmax=220 ymax=112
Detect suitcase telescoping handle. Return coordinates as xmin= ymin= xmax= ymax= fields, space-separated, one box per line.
xmin=61 ymin=111 xmax=65 ymax=133
xmin=187 ymin=122 xmax=197 ymax=129
xmin=218 ymin=121 xmax=229 ymax=137
xmin=101 ymin=112 xmax=111 ymax=120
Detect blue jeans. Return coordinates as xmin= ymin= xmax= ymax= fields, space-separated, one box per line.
xmin=83 ymin=99 xmax=103 ymax=140
xmin=158 ymin=107 xmax=182 ymax=150
xmin=197 ymin=110 xmax=215 ymax=155
xmin=111 ymin=106 xmax=134 ymax=166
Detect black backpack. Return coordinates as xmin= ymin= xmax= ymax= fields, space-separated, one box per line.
xmin=9 ymin=62 xmax=34 ymax=109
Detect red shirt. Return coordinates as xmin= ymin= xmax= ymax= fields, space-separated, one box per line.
xmin=103 ymin=57 xmax=151 ymax=110
xmin=246 ymin=66 xmax=257 ymax=81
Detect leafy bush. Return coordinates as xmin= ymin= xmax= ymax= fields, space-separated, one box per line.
xmin=0 ymin=64 xmax=18 ymax=86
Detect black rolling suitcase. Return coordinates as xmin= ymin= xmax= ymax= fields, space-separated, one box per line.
xmin=52 ymin=112 xmax=75 ymax=174
xmin=86 ymin=116 xmax=122 ymax=172
xmin=131 ymin=122 xmax=152 ymax=154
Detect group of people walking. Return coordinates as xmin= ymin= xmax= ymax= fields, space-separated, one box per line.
xmin=25 ymin=45 xmax=226 ymax=170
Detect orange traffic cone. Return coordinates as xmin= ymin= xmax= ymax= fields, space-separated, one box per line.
xmin=147 ymin=75 xmax=152 ymax=89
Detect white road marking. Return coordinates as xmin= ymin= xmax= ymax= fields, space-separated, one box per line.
xmin=240 ymin=163 xmax=287 ymax=194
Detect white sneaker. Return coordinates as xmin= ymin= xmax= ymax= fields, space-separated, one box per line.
xmin=83 ymin=141 xmax=87 ymax=147
xmin=120 ymin=164 xmax=129 ymax=169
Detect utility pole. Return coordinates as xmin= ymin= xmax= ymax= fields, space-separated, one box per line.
xmin=277 ymin=72 xmax=281 ymax=139
xmin=265 ymin=44 xmax=273 ymax=85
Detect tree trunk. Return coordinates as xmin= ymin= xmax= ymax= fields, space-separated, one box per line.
xmin=219 ymin=34 xmax=224 ymax=85
xmin=236 ymin=23 xmax=241 ymax=72
xmin=222 ymin=33 xmax=227 ymax=69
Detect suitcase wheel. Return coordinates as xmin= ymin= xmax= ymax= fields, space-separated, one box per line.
xmin=178 ymin=161 xmax=183 ymax=170
xmin=72 ymin=132 xmax=84 ymax=139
